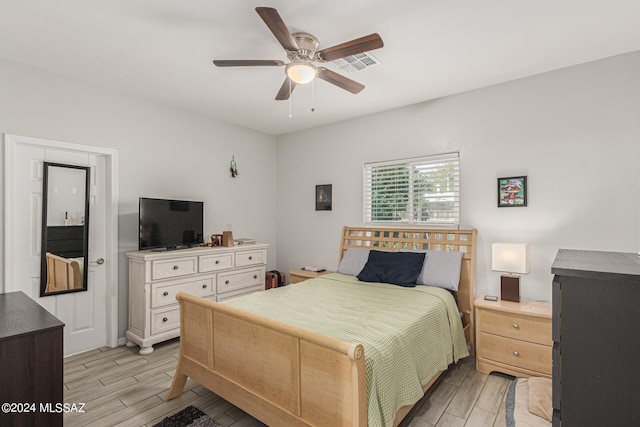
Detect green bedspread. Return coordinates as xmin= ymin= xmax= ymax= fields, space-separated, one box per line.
xmin=223 ymin=272 xmax=469 ymax=427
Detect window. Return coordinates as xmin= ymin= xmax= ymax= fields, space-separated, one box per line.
xmin=363 ymin=152 xmax=460 ymax=227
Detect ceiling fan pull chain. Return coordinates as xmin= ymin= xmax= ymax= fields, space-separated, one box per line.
xmin=288 ymin=79 xmax=293 ymax=118
xmin=311 ymin=79 xmax=315 ymax=112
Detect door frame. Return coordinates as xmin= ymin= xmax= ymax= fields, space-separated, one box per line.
xmin=3 ymin=133 xmax=119 ymax=348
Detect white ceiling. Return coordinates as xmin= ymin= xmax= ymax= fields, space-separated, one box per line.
xmin=1 ymin=0 xmax=640 ymax=136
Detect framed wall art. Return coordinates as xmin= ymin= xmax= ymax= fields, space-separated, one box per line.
xmin=315 ymin=184 xmax=332 ymax=211
xmin=497 ymin=176 xmax=527 ymax=207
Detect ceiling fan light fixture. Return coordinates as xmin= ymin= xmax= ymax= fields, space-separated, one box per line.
xmin=286 ymin=61 xmax=317 ymax=84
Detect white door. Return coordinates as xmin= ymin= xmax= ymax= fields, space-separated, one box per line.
xmin=4 ymin=134 xmax=117 ymax=356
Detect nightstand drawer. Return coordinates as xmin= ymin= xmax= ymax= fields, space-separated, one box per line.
xmin=479 ymin=309 xmax=551 ymax=346
xmin=479 ymin=332 xmax=552 ymax=375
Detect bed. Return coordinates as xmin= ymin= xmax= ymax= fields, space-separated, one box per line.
xmin=167 ymin=226 xmax=477 ymax=426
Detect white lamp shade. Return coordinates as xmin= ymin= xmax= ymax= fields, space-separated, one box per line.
xmin=492 ymin=243 xmax=530 ymax=274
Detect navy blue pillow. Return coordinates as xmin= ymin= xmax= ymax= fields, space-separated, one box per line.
xmin=357 ymin=250 xmax=426 ymax=287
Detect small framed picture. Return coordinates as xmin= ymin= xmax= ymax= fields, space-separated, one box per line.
xmin=497 ymin=176 xmax=527 ymax=207
xmin=316 ymin=184 xmax=332 ymax=211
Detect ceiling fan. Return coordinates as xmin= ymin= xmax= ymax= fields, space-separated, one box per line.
xmin=213 ymin=7 xmax=384 ymax=100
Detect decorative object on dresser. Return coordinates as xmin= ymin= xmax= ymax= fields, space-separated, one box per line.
xmin=125 ymin=243 xmax=268 ymax=354
xmin=221 ymin=224 xmax=234 ymax=247
xmin=551 ymin=249 xmax=640 ymax=427
xmin=234 ymin=237 xmax=256 ymax=245
xmin=492 ymin=242 xmax=530 ymax=302
xmin=475 ymin=295 xmax=552 ymax=378
xmin=289 ymin=268 xmax=333 ymax=284
xmin=0 ymin=292 xmax=65 ymax=427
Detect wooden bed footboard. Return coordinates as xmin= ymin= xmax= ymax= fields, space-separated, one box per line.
xmin=167 ymin=292 xmax=367 ymax=426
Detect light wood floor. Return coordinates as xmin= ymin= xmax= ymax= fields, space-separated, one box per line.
xmin=63 ymin=339 xmax=512 ymax=427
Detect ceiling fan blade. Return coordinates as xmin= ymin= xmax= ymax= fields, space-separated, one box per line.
xmin=255 ymin=7 xmax=299 ymax=52
xmin=318 ymin=33 xmax=384 ymax=62
xmin=213 ymin=60 xmax=284 ymax=67
xmin=275 ymin=78 xmax=297 ymax=100
xmin=317 ymin=68 xmax=365 ymax=94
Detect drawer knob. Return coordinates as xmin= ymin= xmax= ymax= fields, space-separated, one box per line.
xmin=202 ymin=284 xmax=207 ymax=289
xmin=163 ymin=291 xmax=169 ymax=296
xmin=225 ymin=280 xmax=230 ymax=284
xmin=162 ymin=317 xmax=168 ymax=322
xmin=253 ymin=274 xmax=258 ymax=279
xmin=248 ymin=256 xmax=253 ymax=260
xmin=513 ymin=351 xmax=520 ymax=357
xmin=173 ymin=265 xmax=179 ymax=270
xmin=215 ymin=260 xmax=220 ymax=264
xmin=512 ymin=323 xmax=519 ymax=329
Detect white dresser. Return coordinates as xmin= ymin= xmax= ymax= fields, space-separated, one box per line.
xmin=125 ymin=243 xmax=268 ymax=354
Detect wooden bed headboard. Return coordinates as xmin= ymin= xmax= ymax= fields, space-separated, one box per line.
xmin=339 ymin=226 xmax=478 ymax=355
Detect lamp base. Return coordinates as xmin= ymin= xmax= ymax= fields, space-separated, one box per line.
xmin=500 ymin=275 xmax=520 ymax=302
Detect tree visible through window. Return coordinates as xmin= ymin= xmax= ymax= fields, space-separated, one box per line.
xmin=364 ymin=153 xmax=460 ymax=227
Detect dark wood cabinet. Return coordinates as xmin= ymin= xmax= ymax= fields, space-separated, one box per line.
xmin=0 ymin=291 xmax=64 ymax=427
xmin=552 ymin=249 xmax=640 ymax=426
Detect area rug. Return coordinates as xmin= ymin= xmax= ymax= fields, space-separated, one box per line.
xmin=153 ymin=405 xmax=221 ymax=427
xmin=506 ymin=378 xmax=551 ymax=427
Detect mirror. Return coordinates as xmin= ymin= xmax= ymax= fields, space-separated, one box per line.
xmin=40 ymin=162 xmax=90 ymax=296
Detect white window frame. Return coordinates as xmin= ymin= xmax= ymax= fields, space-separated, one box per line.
xmin=363 ymin=152 xmax=460 ymax=228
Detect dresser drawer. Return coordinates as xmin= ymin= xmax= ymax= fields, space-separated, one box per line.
xmin=217 ymin=267 xmax=265 ymax=293
xmin=150 ymin=307 xmax=180 ymax=335
xmin=479 ymin=332 xmax=552 ymax=375
xmin=199 ymin=253 xmax=234 ymax=273
xmin=151 ymin=257 xmax=197 ymax=280
xmin=151 ymin=275 xmax=215 ymax=308
xmin=479 ymin=308 xmax=552 ymax=346
xmin=235 ymin=249 xmax=266 ymax=267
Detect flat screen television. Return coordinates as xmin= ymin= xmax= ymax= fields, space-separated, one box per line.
xmin=139 ymin=197 xmax=204 ymax=250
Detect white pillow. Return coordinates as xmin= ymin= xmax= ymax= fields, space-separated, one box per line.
xmin=417 ymin=250 xmax=463 ymax=291
xmin=337 ymin=248 xmax=371 ymax=276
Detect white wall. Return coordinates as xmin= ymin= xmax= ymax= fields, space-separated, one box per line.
xmin=276 ymin=51 xmax=640 ymax=302
xmin=0 ymin=59 xmax=278 ymax=338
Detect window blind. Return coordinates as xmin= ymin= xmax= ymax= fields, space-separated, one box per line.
xmin=363 ymin=152 xmax=460 ymax=227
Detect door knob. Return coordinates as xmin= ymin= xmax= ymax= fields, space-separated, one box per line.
xmin=96 ymin=258 xmax=105 ymax=265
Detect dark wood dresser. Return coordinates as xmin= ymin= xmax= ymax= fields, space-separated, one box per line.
xmin=551 ymin=249 xmax=640 ymax=426
xmin=0 ymin=291 xmax=64 ymax=427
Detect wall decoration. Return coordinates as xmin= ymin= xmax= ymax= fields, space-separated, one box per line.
xmin=230 ymin=154 xmax=238 ymax=178
xmin=497 ymin=176 xmax=527 ymax=207
xmin=316 ymin=184 xmax=332 ymax=211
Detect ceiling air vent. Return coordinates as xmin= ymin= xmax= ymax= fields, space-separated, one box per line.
xmin=332 ymin=52 xmax=381 ymax=73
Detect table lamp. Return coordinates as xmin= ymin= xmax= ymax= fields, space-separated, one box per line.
xmin=492 ymin=243 xmax=530 ymax=302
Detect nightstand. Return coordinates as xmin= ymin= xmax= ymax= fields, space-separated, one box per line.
xmin=475 ymin=295 xmax=552 ymax=378
xmin=289 ymin=269 xmax=333 ymax=284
